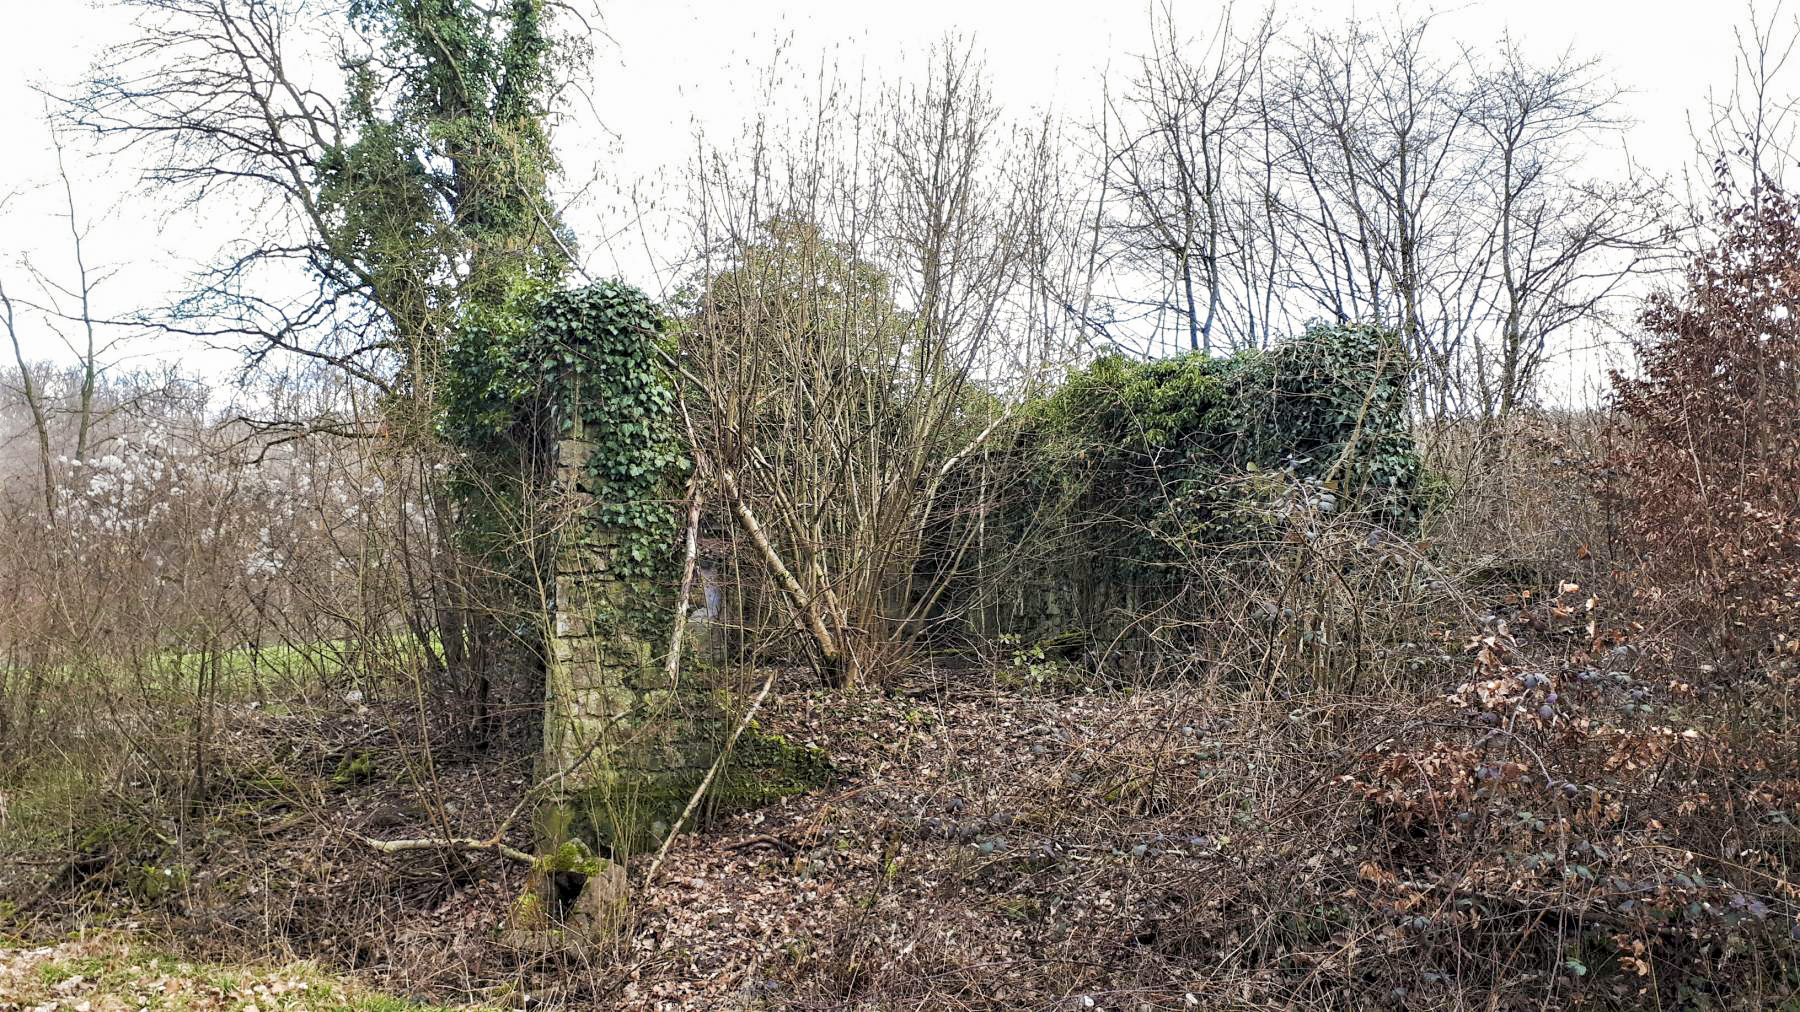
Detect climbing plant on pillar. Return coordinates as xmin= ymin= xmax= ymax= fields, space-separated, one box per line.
xmin=449 ymin=280 xmax=833 ymax=936
xmin=446 ymin=281 xmax=701 ymax=847
xmin=445 ymin=281 xmax=686 ymax=649
xmin=522 ymin=283 xmax=722 ymax=862
xmin=524 ymin=280 xmax=689 ymax=635
xmin=443 ymin=278 xmax=687 ymax=939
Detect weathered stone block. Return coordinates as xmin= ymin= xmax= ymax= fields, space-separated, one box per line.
xmin=605 ymin=638 xmax=655 ymax=669
xmin=551 ymin=634 xmax=598 ymax=667
xmin=554 ymin=609 xmax=590 ymax=638
xmin=557 ymin=439 xmax=594 ymax=472
xmin=581 ymin=685 xmax=639 ymax=719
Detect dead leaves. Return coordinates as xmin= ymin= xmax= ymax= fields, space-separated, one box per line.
xmin=1343 ymin=741 xmax=1485 ymax=825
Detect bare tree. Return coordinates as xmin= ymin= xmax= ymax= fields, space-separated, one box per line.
xmin=1099 ymin=4 xmax=1275 ymax=353
xmin=1087 ymin=10 xmax=1676 ymax=417
xmin=0 ymin=116 xmax=131 ymax=517
xmin=1272 ymin=17 xmax=1489 ymax=414
xmin=677 ymin=41 xmax=1067 ymax=686
xmin=0 ymin=269 xmax=55 ymax=517
xmin=1470 ymin=42 xmax=1673 ymax=417
xmin=1694 ymin=0 xmax=1800 ymax=204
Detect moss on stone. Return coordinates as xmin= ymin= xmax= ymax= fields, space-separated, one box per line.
xmin=330 ymin=750 xmax=377 ymax=786
xmin=545 ymin=725 xmax=835 ymax=858
xmin=550 ymin=779 xmax=699 ymax=858
xmin=714 ymin=724 xmax=835 ymax=808
xmin=533 ymin=837 xmax=604 ymax=877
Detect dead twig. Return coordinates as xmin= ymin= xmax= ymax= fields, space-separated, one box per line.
xmin=344 ymin=828 xmax=536 ymax=866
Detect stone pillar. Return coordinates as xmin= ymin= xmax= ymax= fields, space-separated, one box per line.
xmin=508 ymin=411 xmax=715 ymax=947
xmin=539 ymin=415 xmax=719 ymax=859
xmin=501 ymin=283 xmax=831 ymax=946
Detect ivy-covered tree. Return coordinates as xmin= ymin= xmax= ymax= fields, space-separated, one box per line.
xmin=80 ymin=0 xmax=576 ymax=397
xmin=324 ymin=0 xmax=571 ymax=366
xmin=76 ymin=0 xmax=580 ymax=702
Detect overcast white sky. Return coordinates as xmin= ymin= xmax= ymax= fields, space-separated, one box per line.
xmin=0 ymin=0 xmax=1771 ymax=386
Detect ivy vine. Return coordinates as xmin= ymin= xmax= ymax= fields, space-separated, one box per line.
xmin=525 ymin=281 xmax=688 ymax=583
xmin=979 ymin=322 xmax=1425 ymax=586
xmin=442 ymin=279 xmax=686 ymax=633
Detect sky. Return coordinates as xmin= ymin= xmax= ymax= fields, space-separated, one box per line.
xmin=0 ymin=0 xmax=1775 ymax=390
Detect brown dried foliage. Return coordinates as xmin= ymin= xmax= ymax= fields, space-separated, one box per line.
xmin=1610 ymin=188 xmax=1800 ymax=667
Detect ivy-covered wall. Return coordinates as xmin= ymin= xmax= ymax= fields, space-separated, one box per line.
xmin=942 ymin=323 xmax=1424 ymax=652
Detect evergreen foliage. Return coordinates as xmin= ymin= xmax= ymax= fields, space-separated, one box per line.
xmin=441 ymin=280 xmax=685 ymax=627
xmin=315 ymin=0 xmax=573 ymax=397
xmin=529 ymin=283 xmax=687 ymax=586
xmin=992 ymin=323 xmax=1422 ymax=585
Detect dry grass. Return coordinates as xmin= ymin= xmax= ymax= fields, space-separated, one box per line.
xmin=0 ymin=936 xmax=490 ymax=1012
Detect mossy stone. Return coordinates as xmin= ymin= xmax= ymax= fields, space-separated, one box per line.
xmin=330 ymin=750 xmax=377 ymax=786
xmin=544 ymin=726 xmax=835 ymax=858
xmin=713 ymin=724 xmax=836 ymax=808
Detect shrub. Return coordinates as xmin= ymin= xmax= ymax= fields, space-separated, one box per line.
xmin=1609 ymin=189 xmax=1800 ymax=668
xmin=934 ymin=323 xmax=1425 ymax=664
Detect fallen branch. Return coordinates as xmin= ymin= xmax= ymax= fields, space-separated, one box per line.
xmin=716 ymin=465 xmax=843 ymax=671
xmin=666 ymin=354 xmax=847 ymax=684
xmin=345 ymin=830 xmax=536 ymax=866
xmin=642 ymin=664 xmax=780 ymax=889
xmin=341 ymin=718 xmax=641 ymax=872
xmin=663 ymin=476 xmax=704 ymax=690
